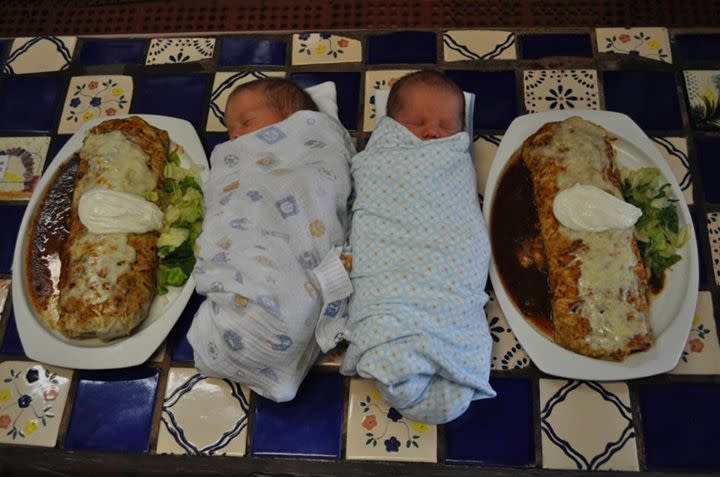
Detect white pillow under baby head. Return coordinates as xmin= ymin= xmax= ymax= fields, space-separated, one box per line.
xmin=304 ymin=81 xmax=340 ymax=121
xmin=373 ymin=88 xmax=475 ymax=139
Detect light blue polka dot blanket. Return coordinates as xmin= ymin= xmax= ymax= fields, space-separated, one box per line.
xmin=339 ymin=117 xmax=496 ymax=424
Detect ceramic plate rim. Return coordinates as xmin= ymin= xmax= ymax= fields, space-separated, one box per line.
xmin=11 ymin=114 xmax=208 ymax=369
xmin=482 ymin=109 xmax=699 ymax=380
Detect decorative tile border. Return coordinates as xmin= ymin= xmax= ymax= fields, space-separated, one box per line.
xmin=708 ymin=212 xmax=720 ymax=286
xmin=146 ymin=37 xmax=215 ymax=65
xmin=58 ymin=76 xmax=133 ymax=134
xmin=291 ymin=33 xmax=361 ymax=65
xmin=652 ymin=137 xmax=693 ymax=204
xmin=485 ymin=291 xmax=530 ymax=370
xmin=671 ymin=291 xmax=720 ymax=374
xmin=523 ymin=69 xmax=599 ymax=113
xmin=0 ymin=136 xmax=50 ymax=200
xmin=3 ymin=36 xmax=76 ymax=74
xmin=684 ymin=70 xmax=720 ymax=128
xmin=362 ymin=69 xmax=417 ymax=131
xmin=596 ymin=28 xmax=671 ymax=63
xmin=443 ymin=30 xmax=516 ymax=61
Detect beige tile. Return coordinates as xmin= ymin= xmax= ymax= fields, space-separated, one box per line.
xmin=596 ymin=28 xmax=671 ymax=63
xmin=707 ymin=212 xmax=720 ymax=287
xmin=0 ymin=361 xmax=73 ymax=447
xmin=346 ymin=378 xmax=437 ymax=462
xmin=0 ymin=137 xmax=50 ymax=200
xmin=443 ymin=30 xmax=516 ymax=61
xmin=523 ymin=69 xmax=599 ymax=113
xmin=292 ymin=33 xmax=361 ymax=65
xmin=57 ymin=76 xmax=133 ymax=134
xmin=684 ymin=70 xmax=720 ymax=128
xmin=485 ymin=292 xmax=530 ymax=371
xmin=671 ymin=292 xmax=720 ymax=374
xmin=146 ymin=38 xmax=215 ymax=65
xmin=157 ymin=367 xmax=249 ymax=456
xmin=363 ymin=70 xmax=417 ymax=132
xmin=3 ymin=36 xmax=76 ymax=74
xmin=540 ymin=379 xmax=638 ymax=471
xmin=652 ymin=137 xmax=693 ymax=205
xmin=472 ymin=134 xmax=501 ymax=202
xmin=0 ymin=279 xmax=9 ymax=315
xmin=206 ymin=71 xmax=286 ymax=132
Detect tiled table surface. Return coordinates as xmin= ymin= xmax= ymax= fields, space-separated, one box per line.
xmin=0 ymin=29 xmax=719 ymax=475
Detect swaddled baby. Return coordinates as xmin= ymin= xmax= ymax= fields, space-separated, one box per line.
xmin=340 ymin=70 xmax=496 ymax=424
xmin=188 ymin=78 xmax=354 ymax=401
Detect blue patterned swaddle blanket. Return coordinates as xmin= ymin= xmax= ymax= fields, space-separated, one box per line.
xmin=188 ymin=111 xmax=354 ymax=402
xmin=340 ymin=117 xmax=496 ymax=424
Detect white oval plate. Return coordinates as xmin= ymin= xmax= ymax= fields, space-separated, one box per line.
xmin=12 ymin=114 xmax=209 ymax=369
xmin=483 ymin=110 xmax=699 ymax=381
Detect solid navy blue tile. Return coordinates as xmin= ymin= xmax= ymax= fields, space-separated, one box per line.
xmin=44 ymin=135 xmax=71 ymax=172
xmin=290 ymin=72 xmax=360 ymax=131
xmin=445 ymin=378 xmax=534 ymax=466
xmin=0 ymin=205 xmax=26 ymax=274
xmin=694 ymin=136 xmax=720 ymax=204
xmin=367 ymin=31 xmax=437 ymax=64
xmin=603 ymin=70 xmax=683 ymax=130
xmin=204 ymin=133 xmax=229 ymax=159
xmin=0 ymin=309 xmax=25 ymax=356
xmin=675 ymin=34 xmax=720 ymax=62
xmin=77 ymin=39 xmax=146 ymax=65
xmin=219 ymin=38 xmax=286 ymax=66
xmin=639 ymin=382 xmax=720 ymax=470
xmin=0 ymin=42 xmax=7 ymax=63
xmin=691 ymin=208 xmax=710 ymax=290
xmin=132 ymin=75 xmax=210 ymax=130
xmin=168 ymin=292 xmax=204 ymax=362
xmin=519 ymin=34 xmax=593 ymax=59
xmin=0 ymin=74 xmax=65 ymax=133
xmin=252 ymin=372 xmax=344 ymax=459
xmin=64 ymin=367 xmax=159 ymax=453
xmin=445 ymin=70 xmax=518 ymax=130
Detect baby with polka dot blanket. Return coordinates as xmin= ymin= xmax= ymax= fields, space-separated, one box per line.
xmin=338 ymin=71 xmax=496 ymax=424
xmin=188 ymin=79 xmax=354 ymax=402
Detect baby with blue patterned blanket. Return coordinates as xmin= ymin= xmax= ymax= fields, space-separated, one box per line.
xmin=188 ymin=79 xmax=354 ymax=402
xmin=340 ymin=71 xmax=496 ymax=424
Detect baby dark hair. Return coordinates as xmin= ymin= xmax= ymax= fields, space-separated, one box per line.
xmin=386 ymin=70 xmax=466 ymax=130
xmin=228 ymin=78 xmax=318 ymax=117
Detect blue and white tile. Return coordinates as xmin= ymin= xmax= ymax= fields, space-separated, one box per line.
xmin=671 ymin=292 xmax=720 ymax=374
xmin=363 ymin=69 xmax=417 ymax=132
xmin=684 ymin=70 xmax=720 ymax=128
xmin=292 ymin=33 xmax=361 ymax=65
xmin=708 ymin=212 xmax=720 ymax=286
xmin=0 ymin=137 xmax=50 ymax=200
xmin=3 ymin=36 xmax=76 ymax=74
xmin=206 ymin=71 xmax=286 ymax=132
xmin=346 ymin=378 xmax=437 ymax=462
xmin=540 ymin=379 xmax=639 ymax=471
xmin=443 ymin=30 xmax=516 ymax=61
xmin=485 ymin=292 xmax=530 ymax=371
xmin=58 ymin=76 xmax=133 ymax=134
xmin=523 ymin=69 xmax=599 ymax=113
xmin=146 ymin=37 xmax=215 ymax=65
xmin=473 ymin=134 xmax=501 ymax=206
xmin=651 ymin=137 xmax=693 ymax=204
xmin=596 ymin=28 xmax=671 ymax=63
xmin=157 ymin=367 xmax=249 ymax=456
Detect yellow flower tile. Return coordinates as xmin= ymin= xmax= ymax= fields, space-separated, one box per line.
xmin=292 ymin=34 xmax=361 ymax=65
xmin=443 ymin=30 xmax=516 ymax=61
xmin=58 ymin=76 xmax=133 ymax=134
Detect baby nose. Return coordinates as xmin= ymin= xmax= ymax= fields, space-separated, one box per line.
xmin=421 ymin=124 xmax=440 ymax=140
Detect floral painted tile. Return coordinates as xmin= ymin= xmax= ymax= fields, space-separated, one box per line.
xmin=473 ymin=134 xmax=500 ymax=204
xmin=708 ymin=212 xmax=720 ymax=286
xmin=206 ymin=71 xmax=286 ymax=132
xmin=485 ymin=292 xmax=530 ymax=370
xmin=146 ymin=37 xmax=215 ymax=65
xmin=292 ymin=33 xmax=361 ymax=65
xmin=523 ymin=69 xmax=599 ymax=113
xmin=540 ymin=379 xmax=638 ymax=471
xmin=684 ymin=70 xmax=720 ymax=128
xmin=0 ymin=137 xmax=50 ymax=200
xmin=443 ymin=30 xmax=516 ymax=61
xmin=670 ymin=292 xmax=720 ymax=374
xmin=363 ymin=69 xmax=417 ymax=131
xmin=57 ymin=76 xmax=132 ymax=134
xmin=3 ymin=36 xmax=76 ymax=74
xmin=157 ymin=368 xmax=249 ymax=456
xmin=596 ymin=28 xmax=671 ymax=63
xmin=0 ymin=361 xmax=72 ymax=447
xmin=346 ymin=378 xmax=437 ymax=462
xmin=651 ymin=137 xmax=693 ymax=204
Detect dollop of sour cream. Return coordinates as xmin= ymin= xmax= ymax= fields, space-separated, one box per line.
xmin=79 ymin=188 xmax=164 ymax=234
xmin=553 ymin=184 xmax=642 ymax=232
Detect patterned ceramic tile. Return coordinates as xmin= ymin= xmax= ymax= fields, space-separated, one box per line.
xmin=448 ymin=70 xmax=518 ymax=130
xmin=0 ymin=361 xmax=72 ymax=447
xmin=519 ymin=34 xmax=593 ymax=59
xmin=708 ymin=212 xmax=720 ymax=286
xmin=0 ymin=206 xmax=25 ymax=274
xmin=651 ymin=137 xmax=693 ymax=204
xmin=146 ymin=37 xmax=215 ymax=65
xmin=485 ymin=292 xmax=530 ymax=370
xmin=523 ymin=69 xmax=599 ymax=113
xmin=57 ymin=76 xmax=133 ymax=134
xmin=0 ymin=279 xmax=9 ymax=315
xmin=346 ymin=378 xmax=437 ymax=462
xmin=0 ymin=74 xmax=65 ymax=134
xmin=443 ymin=30 xmax=516 ymax=61
xmin=3 ymin=36 xmax=76 ymax=74
xmin=206 ymin=71 xmax=286 ymax=132
xmin=292 ymin=33 xmax=361 ymax=65
xmin=670 ymin=292 xmax=720 ymax=374
xmin=362 ymin=69 xmax=417 ymax=131
xmin=367 ymin=31 xmax=436 ymax=64
xmin=472 ymin=134 xmax=501 ymax=204
xmin=596 ymin=28 xmax=671 ymax=63
xmin=675 ymin=34 xmax=720 ymax=62
xmin=0 ymin=137 xmax=50 ymax=200
xmin=157 ymin=368 xmax=249 ymax=456
xmin=684 ymin=70 xmax=720 ymax=128
xmin=692 ymin=212 xmax=711 ymax=290
xmin=540 ymin=379 xmax=638 ymax=471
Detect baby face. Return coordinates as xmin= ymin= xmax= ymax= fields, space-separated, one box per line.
xmin=393 ymin=85 xmax=463 ymax=140
xmin=225 ymin=88 xmax=287 ymax=139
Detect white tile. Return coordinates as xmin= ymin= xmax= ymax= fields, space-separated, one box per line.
xmin=523 ymin=69 xmax=599 ymax=113
xmin=671 ymin=292 xmax=720 ymax=374
xmin=146 ymin=37 xmax=215 ymax=65
xmin=444 ymin=30 xmax=516 ymax=61
xmin=485 ymin=292 xmax=531 ymax=370
xmin=684 ymin=70 xmax=720 ymax=128
xmin=3 ymin=36 xmax=76 ymax=74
